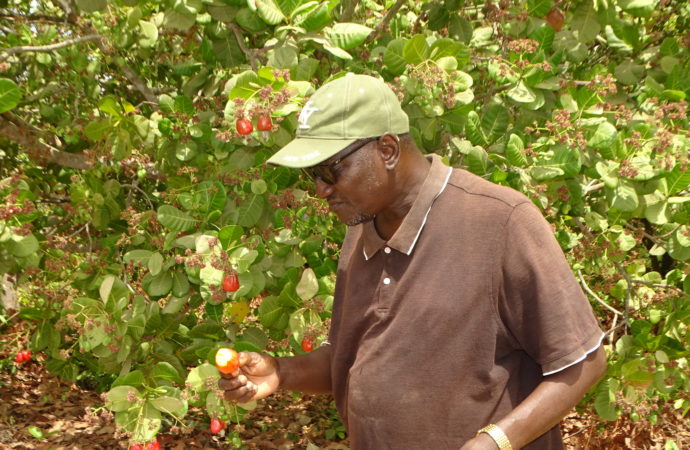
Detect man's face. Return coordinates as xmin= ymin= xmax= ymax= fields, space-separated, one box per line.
xmin=310 ymin=139 xmax=389 ymax=226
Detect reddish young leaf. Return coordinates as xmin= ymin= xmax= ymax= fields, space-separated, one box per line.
xmin=546 ymin=7 xmax=565 ymax=32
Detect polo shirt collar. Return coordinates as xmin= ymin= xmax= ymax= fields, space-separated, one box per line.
xmin=361 ymin=154 xmax=453 ymax=260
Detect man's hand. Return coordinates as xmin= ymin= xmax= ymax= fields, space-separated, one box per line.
xmin=218 ymin=352 xmax=280 ymax=403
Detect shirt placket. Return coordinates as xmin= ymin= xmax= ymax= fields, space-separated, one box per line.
xmin=376 ymin=245 xmax=394 ymax=314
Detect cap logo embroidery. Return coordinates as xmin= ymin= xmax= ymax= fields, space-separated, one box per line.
xmin=298 ymin=101 xmax=319 ymax=130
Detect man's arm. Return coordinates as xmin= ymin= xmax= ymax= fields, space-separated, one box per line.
xmin=219 ymin=344 xmax=332 ymax=403
xmin=277 ymin=344 xmax=332 ymax=393
xmin=462 ymin=345 xmax=607 ymax=449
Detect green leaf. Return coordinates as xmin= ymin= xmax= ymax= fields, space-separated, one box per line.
xmin=98 ymin=96 xmax=123 ymax=117
xmin=384 ymin=39 xmax=407 ymax=76
xmin=426 ymin=1 xmax=449 ymax=30
xmin=609 ymin=182 xmax=639 ymax=211
xmin=619 ymin=0 xmax=657 ymax=17
xmin=237 ymin=194 xmax=266 ymax=227
xmin=236 ymin=7 xmax=267 ymax=31
xmin=172 ymin=271 xmax=190 ymax=297
xmin=326 ymin=23 xmax=373 ymax=51
xmin=587 ymin=121 xmax=618 ymax=149
xmin=164 ymin=8 xmax=196 ymax=30
xmin=507 ymin=81 xmax=537 ymax=104
xmin=571 ymin=1 xmax=600 ymax=43
xmin=75 ymin=0 xmax=107 ymax=12
xmin=448 ymin=15 xmax=473 ymax=44
xmin=481 ymin=104 xmax=509 ymax=141
xmin=530 ymin=165 xmax=564 ymax=181
xmin=132 ymin=402 xmax=161 ymax=442
xmin=528 ymin=0 xmax=552 ymax=17
xmin=0 ymin=78 xmax=23 ymax=113
xmin=256 ymin=0 xmax=285 ymax=25
xmin=173 ymin=95 xmax=194 ymax=114
xmin=213 ymin=35 xmax=246 ymax=67
xmin=157 ymin=205 xmax=197 ymax=232
xmin=465 ymin=111 xmax=488 ymax=147
xmin=27 ymin=425 xmax=44 ymax=439
xmin=258 ymin=296 xmax=284 ymax=328
xmin=465 ymin=146 xmax=492 ymax=175
xmin=403 ymin=34 xmax=429 ymax=65
xmin=236 ymin=326 xmax=269 ymax=351
xmin=296 ymin=268 xmax=318 ymax=301
xmin=148 ymin=252 xmax=164 ymax=276
xmin=614 ymin=60 xmax=644 ymax=85
xmin=594 ymin=380 xmax=618 ymax=421
xmin=506 ymin=134 xmax=527 ymax=167
xmin=139 ymin=20 xmax=159 ymax=48
xmin=8 ymin=233 xmax=39 ymax=257
xmin=219 ymin=225 xmax=244 ymax=248
xmin=106 ymin=385 xmax=140 ymax=412
xmin=124 ymin=249 xmax=153 ymax=266
xmin=665 ymin=167 xmax=690 ymax=194
xmin=194 ymin=181 xmax=227 ymax=213
xmin=551 ymin=145 xmax=581 ymax=177
xmin=229 ymin=70 xmax=261 ymax=99
xmin=296 ymin=2 xmax=329 ymax=31
xmin=429 ymin=38 xmax=461 ymax=61
xmin=146 ymin=271 xmax=173 ymax=297
xmin=149 ymin=395 xmax=187 ymax=416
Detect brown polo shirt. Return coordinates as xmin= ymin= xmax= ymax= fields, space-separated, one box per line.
xmin=327 ymin=154 xmax=603 ymax=449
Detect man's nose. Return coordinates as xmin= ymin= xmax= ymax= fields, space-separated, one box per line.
xmin=314 ymin=177 xmax=334 ymax=198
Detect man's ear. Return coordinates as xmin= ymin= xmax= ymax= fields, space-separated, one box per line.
xmin=377 ymin=133 xmax=401 ymax=170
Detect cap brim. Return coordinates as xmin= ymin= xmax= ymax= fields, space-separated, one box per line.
xmin=266 ymin=137 xmax=358 ymax=168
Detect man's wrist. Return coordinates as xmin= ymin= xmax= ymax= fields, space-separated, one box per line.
xmin=477 ymin=424 xmax=513 ymax=450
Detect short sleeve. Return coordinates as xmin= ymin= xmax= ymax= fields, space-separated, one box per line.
xmin=498 ymin=202 xmax=603 ymax=375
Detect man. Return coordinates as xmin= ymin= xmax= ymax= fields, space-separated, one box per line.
xmin=219 ymin=74 xmax=607 ymax=449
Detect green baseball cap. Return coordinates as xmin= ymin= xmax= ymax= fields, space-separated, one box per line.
xmin=266 ymin=73 xmax=409 ymax=168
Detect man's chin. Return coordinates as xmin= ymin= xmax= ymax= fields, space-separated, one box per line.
xmin=344 ymin=213 xmax=375 ymax=227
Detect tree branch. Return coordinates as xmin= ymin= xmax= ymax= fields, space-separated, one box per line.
xmin=229 ymin=23 xmax=258 ymax=71
xmin=0 ymin=114 xmax=93 ymax=170
xmin=0 ymin=34 xmax=103 ymax=62
xmin=340 ymin=0 xmax=360 ymax=22
xmin=363 ymin=0 xmax=406 ymax=45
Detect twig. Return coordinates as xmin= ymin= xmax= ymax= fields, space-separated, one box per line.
xmin=0 ymin=34 xmax=103 ymax=62
xmin=121 ymin=183 xmax=155 ymax=211
xmin=583 ymin=181 xmax=604 ymax=194
xmin=363 ymin=0 xmax=407 ymax=45
xmin=340 ymin=0 xmax=360 ymax=22
xmin=629 ymin=279 xmax=690 ymax=298
xmin=604 ymin=321 xmax=628 ymax=337
xmin=613 ymin=260 xmax=633 ymax=327
xmin=577 ymin=270 xmax=624 ymax=316
xmin=66 ymin=223 xmax=88 ymax=239
xmin=229 ymin=23 xmax=257 ymax=71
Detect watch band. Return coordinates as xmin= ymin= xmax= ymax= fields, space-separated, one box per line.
xmin=477 ymin=424 xmax=513 ymax=450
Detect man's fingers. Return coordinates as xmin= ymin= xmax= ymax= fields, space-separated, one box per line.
xmin=222 ymin=382 xmax=257 ymax=403
xmin=218 ymin=374 xmax=248 ymax=390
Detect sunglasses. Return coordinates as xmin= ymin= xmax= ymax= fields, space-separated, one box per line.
xmin=302 ymin=137 xmax=379 ymax=185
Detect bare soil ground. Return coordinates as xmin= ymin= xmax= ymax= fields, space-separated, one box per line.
xmin=0 ymin=356 xmax=687 ymax=449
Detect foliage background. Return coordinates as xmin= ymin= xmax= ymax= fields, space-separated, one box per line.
xmin=0 ymin=0 xmax=688 ymax=447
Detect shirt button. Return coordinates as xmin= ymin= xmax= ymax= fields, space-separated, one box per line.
xmin=384 ymin=247 xmax=391 ymax=254
xmin=383 ymin=277 xmax=391 ymax=285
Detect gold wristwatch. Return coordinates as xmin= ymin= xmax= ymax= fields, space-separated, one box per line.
xmin=477 ymin=424 xmax=513 ymax=450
